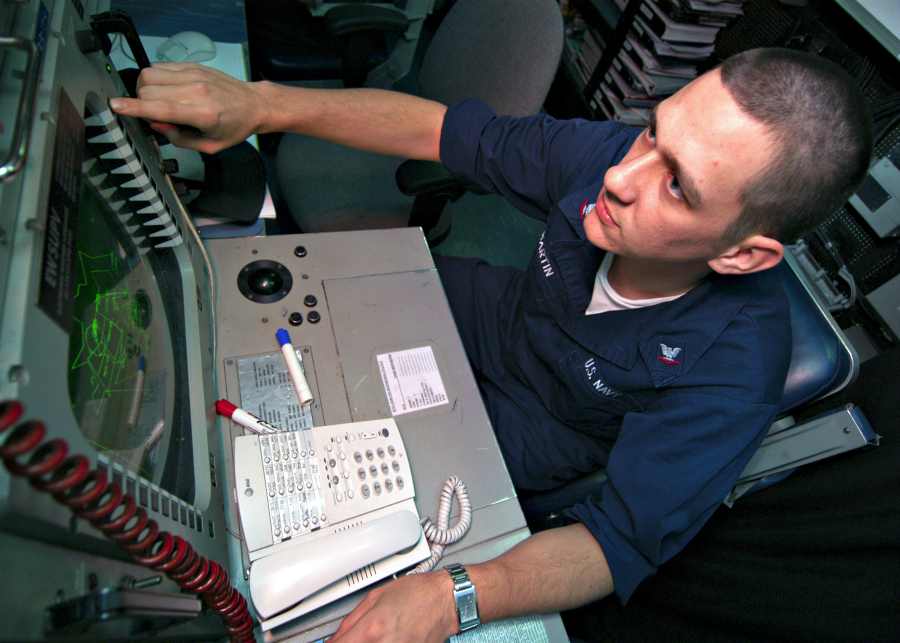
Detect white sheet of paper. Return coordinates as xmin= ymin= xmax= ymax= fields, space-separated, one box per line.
xmin=376 ymin=346 xmax=449 ymax=416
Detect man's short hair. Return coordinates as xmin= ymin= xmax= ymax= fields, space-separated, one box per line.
xmin=719 ymin=47 xmax=874 ymax=244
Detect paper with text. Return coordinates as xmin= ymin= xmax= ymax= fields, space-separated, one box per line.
xmin=377 ymin=346 xmax=448 ymax=415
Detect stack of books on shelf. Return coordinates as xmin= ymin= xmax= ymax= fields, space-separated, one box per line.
xmin=563 ymin=9 xmax=607 ymax=90
xmin=562 ymin=0 xmax=745 ymax=126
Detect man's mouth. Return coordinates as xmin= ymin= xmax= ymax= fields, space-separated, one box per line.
xmin=598 ymin=191 xmax=619 ymax=229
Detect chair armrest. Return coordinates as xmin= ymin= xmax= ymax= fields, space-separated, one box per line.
xmin=324 ymin=4 xmax=410 ymax=36
xmin=518 ymin=470 xmax=609 ymax=519
xmin=396 ymin=159 xmax=491 ymax=196
xmin=395 ymin=159 xmax=460 ymax=195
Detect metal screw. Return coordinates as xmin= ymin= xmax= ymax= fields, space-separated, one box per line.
xmin=131 ymin=576 xmax=163 ymax=589
xmin=8 ymin=365 xmax=28 ymax=385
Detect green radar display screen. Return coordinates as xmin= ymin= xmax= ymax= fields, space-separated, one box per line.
xmin=66 ymin=162 xmax=182 ymax=496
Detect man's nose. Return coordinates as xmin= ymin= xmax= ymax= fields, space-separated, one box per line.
xmin=604 ymin=152 xmax=654 ymax=205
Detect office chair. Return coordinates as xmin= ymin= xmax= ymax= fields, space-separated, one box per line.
xmin=272 ymin=0 xmax=564 ymax=241
xmin=518 ymin=250 xmax=880 ymax=530
xmin=245 ymin=0 xmax=435 ymax=89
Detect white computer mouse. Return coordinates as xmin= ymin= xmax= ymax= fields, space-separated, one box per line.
xmin=156 ymin=31 xmax=217 ymax=63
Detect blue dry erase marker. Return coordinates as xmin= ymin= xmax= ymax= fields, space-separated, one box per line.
xmin=276 ymin=329 xmax=314 ymax=406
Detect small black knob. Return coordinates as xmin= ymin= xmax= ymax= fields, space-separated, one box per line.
xmin=307 ymin=311 xmax=321 ymax=324
xmin=289 ymin=312 xmax=303 ymax=326
xmin=75 ymin=29 xmax=104 ymax=55
xmin=304 ymin=294 xmax=317 ymax=307
xmin=294 ymin=246 xmax=307 ymax=257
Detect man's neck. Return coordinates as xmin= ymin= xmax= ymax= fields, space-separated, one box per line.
xmin=607 ymin=254 xmax=713 ymax=300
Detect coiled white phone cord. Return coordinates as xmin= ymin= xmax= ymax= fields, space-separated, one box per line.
xmin=407 ymin=476 xmax=472 ymax=574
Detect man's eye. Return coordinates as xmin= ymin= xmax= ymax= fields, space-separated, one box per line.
xmin=647 ymin=127 xmax=656 ymax=143
xmin=669 ymin=175 xmax=684 ymax=199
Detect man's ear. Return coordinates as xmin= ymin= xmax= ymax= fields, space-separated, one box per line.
xmin=708 ymin=235 xmax=784 ymax=275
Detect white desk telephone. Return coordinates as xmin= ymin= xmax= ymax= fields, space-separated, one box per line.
xmin=233 ymin=418 xmax=431 ymax=630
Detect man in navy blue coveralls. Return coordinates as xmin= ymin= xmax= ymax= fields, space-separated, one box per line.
xmin=114 ymin=47 xmax=872 ymax=643
xmin=432 ymin=95 xmax=794 ymax=602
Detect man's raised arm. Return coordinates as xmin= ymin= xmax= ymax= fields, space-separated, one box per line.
xmin=109 ymin=63 xmax=447 ymax=162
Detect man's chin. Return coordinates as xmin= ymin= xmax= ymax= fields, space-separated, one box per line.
xmin=583 ymin=215 xmax=615 ymax=252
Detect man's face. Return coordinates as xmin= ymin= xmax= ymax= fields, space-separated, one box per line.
xmin=584 ymin=69 xmax=777 ymax=265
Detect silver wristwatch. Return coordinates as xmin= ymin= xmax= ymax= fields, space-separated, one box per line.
xmin=445 ymin=563 xmax=480 ymax=633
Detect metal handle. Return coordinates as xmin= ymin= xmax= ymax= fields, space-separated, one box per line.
xmin=0 ymin=37 xmax=40 ymax=184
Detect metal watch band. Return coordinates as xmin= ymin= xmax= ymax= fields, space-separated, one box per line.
xmin=444 ymin=563 xmax=480 ymax=633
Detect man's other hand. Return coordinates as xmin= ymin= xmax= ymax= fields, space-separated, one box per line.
xmin=329 ymin=570 xmax=458 ymax=643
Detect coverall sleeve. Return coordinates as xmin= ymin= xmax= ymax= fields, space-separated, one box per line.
xmin=565 ymin=394 xmax=780 ymax=604
xmin=439 ymin=99 xmax=641 ymax=221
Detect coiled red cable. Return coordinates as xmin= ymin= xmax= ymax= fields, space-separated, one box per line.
xmin=0 ymin=400 xmax=255 ymax=642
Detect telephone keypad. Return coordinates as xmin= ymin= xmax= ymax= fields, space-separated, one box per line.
xmin=342 ymin=435 xmax=409 ymax=505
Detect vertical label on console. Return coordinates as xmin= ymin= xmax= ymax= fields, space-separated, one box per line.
xmin=38 ymin=89 xmax=82 ymax=334
xmin=376 ymin=346 xmax=448 ymax=415
xmin=236 ymin=351 xmax=314 ymax=430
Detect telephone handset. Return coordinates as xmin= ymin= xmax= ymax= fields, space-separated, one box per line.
xmin=233 ymin=418 xmax=431 ymax=629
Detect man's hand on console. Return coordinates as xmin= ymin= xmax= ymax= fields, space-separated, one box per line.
xmin=329 ymin=570 xmax=459 ymax=643
xmin=109 ymin=63 xmax=271 ymax=154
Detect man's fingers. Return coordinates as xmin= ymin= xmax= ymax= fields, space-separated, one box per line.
xmin=149 ymin=122 xmax=180 ymax=134
xmin=328 ymin=589 xmax=381 ymax=642
xmin=146 ymin=121 xmax=197 ymax=150
xmin=109 ymin=97 xmax=170 ymax=127
xmin=148 ymin=122 xmax=229 ymax=154
xmin=139 ymin=62 xmax=221 ymax=85
xmin=111 ymin=96 xmax=198 ymax=130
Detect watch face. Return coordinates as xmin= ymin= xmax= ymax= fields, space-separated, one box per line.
xmin=458 ymin=595 xmax=476 ymax=621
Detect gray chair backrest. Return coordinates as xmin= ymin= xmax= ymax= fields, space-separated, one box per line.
xmin=418 ymin=0 xmax=564 ymax=117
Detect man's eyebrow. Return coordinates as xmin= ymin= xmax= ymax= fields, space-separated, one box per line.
xmin=648 ymin=107 xmax=704 ymax=208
